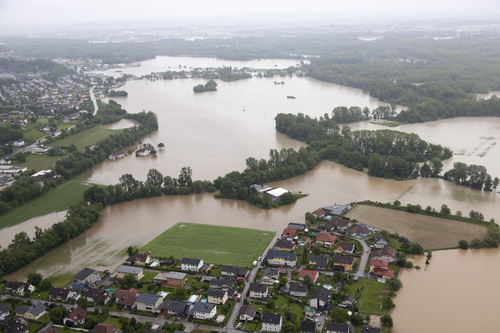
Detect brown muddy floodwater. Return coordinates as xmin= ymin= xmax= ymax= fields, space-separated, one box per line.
xmin=4 ymin=57 xmax=500 ymax=333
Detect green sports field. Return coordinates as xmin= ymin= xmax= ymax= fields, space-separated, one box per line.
xmin=141 ymin=223 xmax=275 ymax=268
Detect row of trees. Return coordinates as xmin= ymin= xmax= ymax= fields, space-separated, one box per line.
xmin=0 ymin=202 xmax=102 ymax=276
xmin=0 ymin=175 xmax=57 ymax=215
xmin=443 ymin=162 xmax=499 ymax=191
xmin=275 ymin=113 xmax=451 ymax=180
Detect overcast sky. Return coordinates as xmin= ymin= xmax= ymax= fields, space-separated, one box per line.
xmin=1 ymin=0 xmax=499 ymax=33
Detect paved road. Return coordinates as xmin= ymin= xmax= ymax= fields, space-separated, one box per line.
xmin=90 ymin=85 xmax=98 ymax=115
xmin=354 ymin=239 xmax=370 ymax=278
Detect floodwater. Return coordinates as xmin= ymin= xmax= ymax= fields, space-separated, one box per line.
xmin=4 ymin=56 xmax=500 ymax=333
xmin=392 ymin=249 xmax=500 ymax=332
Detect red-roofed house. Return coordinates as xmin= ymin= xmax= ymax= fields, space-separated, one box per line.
xmin=282 ymin=228 xmax=298 ymax=240
xmin=298 ymin=270 xmax=318 ymax=284
xmin=369 ymin=260 xmax=388 ymax=272
xmin=114 ymin=288 xmax=138 ymax=309
xmin=313 ymin=208 xmax=326 ymax=219
xmin=316 ymin=232 xmax=337 ymax=247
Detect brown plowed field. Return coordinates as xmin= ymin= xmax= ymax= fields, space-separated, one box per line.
xmin=346 ymin=205 xmax=487 ymax=249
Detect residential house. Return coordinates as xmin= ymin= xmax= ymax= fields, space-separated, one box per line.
xmin=13 ymin=140 xmax=25 ymax=147
xmin=109 ymin=151 xmax=125 ymax=160
xmin=73 ymin=268 xmax=100 ymax=290
xmin=136 ymin=145 xmax=154 ymax=157
xmin=48 ymin=287 xmax=75 ymax=301
xmin=116 ymin=265 xmax=144 ymax=281
xmin=372 ymin=234 xmax=388 ymax=248
xmin=289 ymin=283 xmax=308 ymax=298
xmin=4 ymin=317 xmax=29 ymax=333
xmin=5 ymin=281 xmax=35 ymax=297
xmin=125 ymin=253 xmax=151 ymax=266
xmin=369 ymin=260 xmax=394 ymax=280
xmin=266 ymin=187 xmax=289 ymax=203
xmin=261 ymin=312 xmax=282 ymax=332
xmin=325 ymin=322 xmax=350 ymax=333
xmin=308 ymin=255 xmax=330 ymax=270
xmin=63 ymin=307 xmax=86 ymax=326
xmin=238 ymin=305 xmax=256 ymax=321
xmin=266 ymin=249 xmax=297 ymax=267
xmin=345 ymin=224 xmax=372 ymax=238
xmin=360 ymin=326 xmax=381 ymax=333
xmin=220 ymin=265 xmax=248 ymax=279
xmin=370 ymin=246 xmax=397 ymax=263
xmin=161 ymin=300 xmax=190 ymax=317
xmin=309 ymin=288 xmax=331 ymax=310
xmin=325 ymin=218 xmax=350 ymax=231
xmin=0 ymin=157 xmax=11 ymax=165
xmin=261 ymin=269 xmax=280 ymax=285
xmin=321 ymin=204 xmax=351 ymax=216
xmin=331 ymin=255 xmax=354 ymax=272
xmin=135 ymin=294 xmax=163 ymax=313
xmin=335 ymin=242 xmax=355 ymax=254
xmin=114 ymin=288 xmax=138 ymax=309
xmin=191 ymin=302 xmax=217 ymax=320
xmin=298 ymin=270 xmax=319 ymax=284
xmin=250 ymin=184 xmax=272 ymax=196
xmin=15 ymin=303 xmax=46 ymax=320
xmin=288 ymin=223 xmax=307 ymax=231
xmin=207 ymin=289 xmax=228 ymax=305
xmin=312 ymin=208 xmax=326 ymax=219
xmin=209 ymin=277 xmax=237 ymax=290
xmin=281 ymin=228 xmax=298 ymax=240
xmin=342 ymin=294 xmax=355 ymax=308
xmin=68 ymin=113 xmax=80 ymax=120
xmin=0 ymin=303 xmax=10 ymax=322
xmin=86 ymin=288 xmax=110 ymax=304
xmin=181 ymin=257 xmax=203 ymax=272
xmin=249 ymin=283 xmax=269 ymax=299
xmin=31 ymin=170 xmax=53 ymax=179
xmin=154 ymin=271 xmax=187 ymax=287
xmin=301 ymin=320 xmax=317 ymax=333
xmin=90 ymin=323 xmax=118 ymax=333
xmin=274 ymin=239 xmax=296 ymax=252
xmin=316 ymin=232 xmax=337 ymax=247
xmin=28 ymin=144 xmax=49 ymax=154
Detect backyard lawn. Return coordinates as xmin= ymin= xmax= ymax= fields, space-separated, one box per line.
xmin=345 ymin=278 xmax=389 ymax=315
xmin=141 ymin=223 xmax=275 ymax=268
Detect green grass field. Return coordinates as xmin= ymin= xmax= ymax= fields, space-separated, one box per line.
xmin=0 ymin=180 xmax=89 ymax=229
xmin=141 ymin=223 xmax=275 ymax=268
xmin=345 ymin=278 xmax=389 ymax=315
xmin=49 ymin=125 xmax=118 ymax=149
xmin=15 ymin=155 xmax=60 ymax=171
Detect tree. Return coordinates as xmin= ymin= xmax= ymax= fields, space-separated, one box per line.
xmin=389 ymin=278 xmax=402 ymax=291
xmin=381 ymin=296 xmax=395 ymax=309
xmin=280 ymin=276 xmax=289 ymax=285
xmin=158 ymin=142 xmax=165 ymax=149
xmin=27 ymin=272 xmax=43 ymax=287
xmin=13 ymin=152 xmax=27 ymax=162
xmin=178 ymin=167 xmax=193 ymax=188
xmin=430 ymin=158 xmax=443 ymax=177
xmin=350 ymin=313 xmax=364 ymax=326
xmin=381 ymin=314 xmax=393 ymax=327
xmin=440 ymin=204 xmax=451 ymax=215
xmin=122 ymin=273 xmax=136 ymax=289
xmin=173 ymin=286 xmax=188 ymax=300
xmin=127 ymin=246 xmax=134 ymax=257
xmin=39 ymin=279 xmax=52 ymax=291
xmin=49 ymin=307 xmax=67 ymax=324
xmin=331 ymin=307 xmax=349 ymax=323
xmin=458 ymin=240 xmax=469 ymax=250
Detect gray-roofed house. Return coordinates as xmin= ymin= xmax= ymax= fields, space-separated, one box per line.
xmin=266 ymin=249 xmax=297 ymax=267
xmin=301 ymin=320 xmax=317 ymax=333
xmin=5 ymin=281 xmax=35 ymax=297
xmin=191 ymin=302 xmax=217 ymax=320
xmin=4 ymin=317 xmax=29 ymax=333
xmin=207 ymin=289 xmax=228 ymax=305
xmin=209 ymin=277 xmax=237 ymax=290
xmin=73 ymin=268 xmax=100 ymax=290
xmin=48 ymin=287 xmax=75 ymax=301
xmin=154 ymin=271 xmax=187 ymax=287
xmin=289 ymin=283 xmax=308 ymax=298
xmin=331 ymin=255 xmax=354 ymax=272
xmin=261 ymin=269 xmax=280 ymax=285
xmin=274 ymin=239 xmax=296 ymax=252
xmin=15 ymin=302 xmax=46 ymax=320
xmin=86 ymin=288 xmax=110 ymax=304
xmin=136 ymin=294 xmax=163 ymax=313
xmin=161 ymin=300 xmax=190 ymax=317
xmin=0 ymin=303 xmax=10 ymax=321
xmin=372 ymin=234 xmax=388 ymax=248
xmin=249 ymin=283 xmax=269 ymax=299
xmin=116 ymin=265 xmax=144 ymax=281
xmin=308 ymin=254 xmax=330 ymax=269
xmin=125 ymin=253 xmax=151 ymax=266
xmin=335 ymin=242 xmax=355 ymax=254
xmin=370 ymin=246 xmax=397 ymax=263
xmin=309 ymin=288 xmax=331 ymax=310
xmin=360 ymin=326 xmax=381 ymax=333
xmin=321 ymin=204 xmax=351 ymax=216
xmin=325 ymin=322 xmax=350 ymax=333
xmin=238 ymin=305 xmax=256 ymax=321
xmin=261 ymin=312 xmax=282 ymax=332
xmin=181 ymin=258 xmax=204 ymax=272
xmin=221 ymin=265 xmax=249 ymax=278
